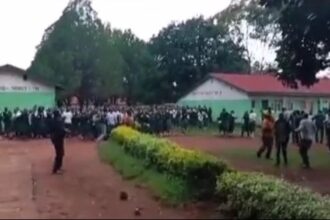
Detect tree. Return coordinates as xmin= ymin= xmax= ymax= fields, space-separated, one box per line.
xmin=262 ymin=0 xmax=330 ymax=86
xmin=214 ymin=0 xmax=281 ymax=72
xmin=110 ymin=29 xmax=157 ymax=104
xmin=28 ymin=0 xmax=120 ymax=100
xmin=149 ymin=16 xmax=249 ymax=102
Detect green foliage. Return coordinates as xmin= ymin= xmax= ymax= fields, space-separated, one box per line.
xmin=111 ymin=126 xmax=229 ymax=199
xmin=217 ymin=172 xmax=330 ymax=219
xmin=262 ymin=0 xmax=330 ymax=86
xmin=149 ymin=16 xmax=249 ymax=102
xmin=99 ymin=140 xmax=191 ymax=204
xmin=214 ymin=0 xmax=280 ymax=72
xmin=28 ymin=0 xmax=154 ymax=102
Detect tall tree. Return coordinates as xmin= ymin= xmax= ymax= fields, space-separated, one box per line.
xmin=214 ymin=0 xmax=281 ymax=72
xmin=110 ymin=29 xmax=157 ymax=104
xmin=28 ymin=0 xmax=116 ymax=100
xmin=262 ymin=0 xmax=330 ymax=86
xmin=149 ymin=16 xmax=249 ymax=102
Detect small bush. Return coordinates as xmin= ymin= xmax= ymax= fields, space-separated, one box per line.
xmin=111 ymin=126 xmax=228 ymax=199
xmin=99 ymin=140 xmax=192 ymax=204
xmin=217 ymin=172 xmax=330 ymax=219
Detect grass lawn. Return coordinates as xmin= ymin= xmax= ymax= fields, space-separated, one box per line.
xmin=220 ymin=145 xmax=330 ymax=169
xmin=172 ymin=123 xmax=262 ymax=137
xmin=98 ymin=140 xmax=193 ymax=205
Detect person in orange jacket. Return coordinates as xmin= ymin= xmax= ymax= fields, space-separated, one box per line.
xmin=257 ymin=113 xmax=275 ymax=159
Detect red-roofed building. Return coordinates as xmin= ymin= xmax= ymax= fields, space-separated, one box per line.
xmin=178 ymin=73 xmax=330 ymax=119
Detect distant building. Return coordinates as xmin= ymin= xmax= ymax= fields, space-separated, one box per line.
xmin=178 ymin=73 xmax=330 ymax=120
xmin=0 ymin=64 xmax=58 ymax=110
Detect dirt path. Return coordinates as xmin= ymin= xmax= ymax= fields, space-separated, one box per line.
xmin=0 ymin=139 xmax=205 ymax=219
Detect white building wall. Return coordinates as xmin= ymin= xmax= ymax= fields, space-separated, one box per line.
xmin=0 ymin=72 xmax=54 ymax=93
xmin=180 ymin=78 xmax=249 ymax=101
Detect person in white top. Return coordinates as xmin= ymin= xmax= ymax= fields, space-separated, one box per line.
xmin=62 ymin=108 xmax=73 ymax=133
xmin=106 ymin=110 xmax=117 ymax=132
xmin=249 ymin=110 xmax=257 ymax=137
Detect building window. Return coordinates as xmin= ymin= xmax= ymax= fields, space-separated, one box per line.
xmin=287 ymin=101 xmax=293 ymax=110
xmin=251 ymin=100 xmax=256 ymax=109
xmin=274 ymin=99 xmax=283 ymax=111
xmin=262 ymin=100 xmax=269 ymax=109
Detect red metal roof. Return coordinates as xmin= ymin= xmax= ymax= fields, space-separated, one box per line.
xmin=211 ymin=73 xmax=330 ymax=96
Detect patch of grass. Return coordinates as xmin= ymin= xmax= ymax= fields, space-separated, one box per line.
xmin=172 ymin=123 xmax=262 ymax=137
xmin=220 ymin=145 xmax=330 ymax=169
xmin=99 ymin=140 xmax=193 ymax=205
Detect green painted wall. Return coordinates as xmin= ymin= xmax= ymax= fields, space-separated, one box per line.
xmin=0 ymin=92 xmax=55 ymax=110
xmin=178 ymin=99 xmax=252 ymax=121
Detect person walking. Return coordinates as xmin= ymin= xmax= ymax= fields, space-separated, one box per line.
xmin=257 ymin=113 xmax=275 ymax=159
xmin=49 ymin=110 xmax=66 ymax=175
xmin=324 ymin=112 xmax=330 ymax=152
xmin=313 ymin=110 xmax=325 ymax=144
xmin=249 ymin=110 xmax=257 ymax=138
xmin=241 ymin=111 xmax=250 ymax=137
xmin=295 ymin=113 xmax=316 ymax=169
xmin=274 ymin=113 xmax=291 ymax=166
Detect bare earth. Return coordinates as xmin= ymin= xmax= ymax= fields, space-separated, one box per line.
xmin=0 ymin=139 xmax=208 ymax=219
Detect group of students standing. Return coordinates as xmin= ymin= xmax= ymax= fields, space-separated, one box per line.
xmin=257 ymin=108 xmax=330 ymax=169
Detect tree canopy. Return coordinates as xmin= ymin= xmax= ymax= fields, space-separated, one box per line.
xmin=28 ymin=0 xmax=284 ymax=104
xmin=149 ymin=16 xmax=249 ymax=102
xmin=214 ymin=0 xmax=280 ymax=72
xmin=262 ymin=0 xmax=330 ymax=86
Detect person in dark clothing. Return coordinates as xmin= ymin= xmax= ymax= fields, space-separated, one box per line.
xmin=207 ymin=107 xmax=212 ymax=123
xmin=274 ymin=113 xmax=291 ymax=166
xmin=241 ymin=111 xmax=250 ymax=137
xmin=49 ymin=110 xmax=66 ymax=174
xmin=218 ymin=109 xmax=229 ymax=135
xmin=313 ymin=110 xmax=325 ymax=144
xmin=325 ymin=113 xmax=330 ymax=152
xmin=228 ymin=111 xmax=236 ymax=134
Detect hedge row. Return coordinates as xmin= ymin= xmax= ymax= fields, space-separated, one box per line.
xmin=111 ymin=126 xmax=228 ymax=198
xmin=110 ymin=126 xmax=330 ymax=219
xmin=217 ymin=172 xmax=330 ymax=219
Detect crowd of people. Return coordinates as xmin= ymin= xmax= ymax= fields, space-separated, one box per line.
xmin=1 ymin=104 xmax=329 ymax=170
xmin=0 ymin=104 xmax=214 ymax=140
xmin=257 ymin=108 xmax=330 ymax=169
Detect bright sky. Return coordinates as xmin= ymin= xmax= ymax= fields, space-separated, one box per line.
xmin=0 ymin=0 xmax=231 ymax=69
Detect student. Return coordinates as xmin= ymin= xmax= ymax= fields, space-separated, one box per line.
xmin=62 ymin=108 xmax=73 ymax=135
xmin=324 ymin=112 xmax=330 ymax=152
xmin=274 ymin=113 xmax=291 ymax=166
xmin=249 ymin=110 xmax=257 ymax=137
xmin=49 ymin=110 xmax=66 ymax=174
xmin=257 ymin=113 xmax=275 ymax=159
xmin=295 ymin=113 xmax=316 ymax=169
xmin=241 ymin=111 xmax=250 ymax=137
xmin=313 ymin=110 xmax=325 ymax=144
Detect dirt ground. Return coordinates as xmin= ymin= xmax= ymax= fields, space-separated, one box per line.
xmin=0 ymin=138 xmax=213 ymax=219
xmin=169 ymin=135 xmax=330 ymax=195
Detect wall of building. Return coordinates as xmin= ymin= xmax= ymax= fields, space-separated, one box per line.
xmin=0 ymin=72 xmax=55 ymax=110
xmin=251 ymin=96 xmax=330 ymax=118
xmin=178 ymin=78 xmax=251 ymax=119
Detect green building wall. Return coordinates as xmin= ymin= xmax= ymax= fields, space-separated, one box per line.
xmin=0 ymin=92 xmax=55 ymax=110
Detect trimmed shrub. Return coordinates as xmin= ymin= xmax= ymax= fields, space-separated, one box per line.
xmin=217 ymin=172 xmax=330 ymax=219
xmin=111 ymin=126 xmax=228 ymax=199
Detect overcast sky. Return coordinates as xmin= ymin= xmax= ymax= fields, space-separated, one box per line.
xmin=0 ymin=0 xmax=231 ymax=69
